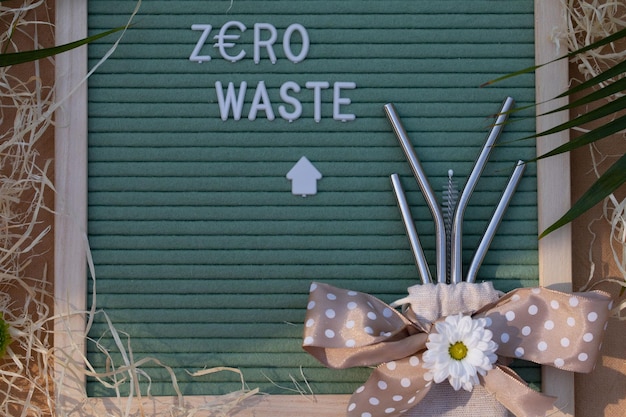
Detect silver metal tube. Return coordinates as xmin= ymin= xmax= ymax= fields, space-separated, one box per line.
xmin=450 ymin=97 xmax=515 ymax=283
xmin=384 ymin=103 xmax=447 ymax=283
xmin=466 ymin=160 xmax=526 ymax=283
xmin=390 ymin=174 xmax=433 ymax=284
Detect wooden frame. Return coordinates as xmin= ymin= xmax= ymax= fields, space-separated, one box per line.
xmin=53 ymin=1 xmax=574 ymax=415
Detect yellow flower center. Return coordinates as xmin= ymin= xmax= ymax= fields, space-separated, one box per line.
xmin=448 ymin=341 xmax=468 ymax=360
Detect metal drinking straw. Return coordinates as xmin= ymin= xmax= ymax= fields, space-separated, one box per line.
xmin=384 ymin=103 xmax=447 ymax=284
xmin=465 ymin=160 xmax=526 ymax=283
xmin=449 ymin=97 xmax=515 ymax=283
xmin=390 ymin=173 xmax=433 ymax=284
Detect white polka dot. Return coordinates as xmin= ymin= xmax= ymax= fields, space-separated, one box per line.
xmin=364 ymin=326 xmax=374 ymax=335
xmin=346 ymin=320 xmax=355 ymax=329
xmin=325 ymin=309 xmax=336 ymax=319
xmin=407 ymin=396 xmax=416 ymax=404
xmin=528 ymin=305 xmax=538 ymax=315
xmin=578 ymin=353 xmax=588 ymax=362
xmin=569 ymin=297 xmax=579 ymax=307
xmin=505 ymin=311 xmax=516 ymax=321
xmin=310 ymin=283 xmax=318 ymax=292
xmin=485 ymin=317 xmax=493 ymax=326
xmin=608 ymin=301 xmax=614 ymax=310
xmin=385 ymin=408 xmax=396 ymax=414
xmin=306 ymin=318 xmax=315 ymax=327
xmin=380 ymin=331 xmax=392 ymax=337
xmin=532 ymin=288 xmax=541 ymax=294
xmin=550 ymin=300 xmax=560 ymax=310
xmin=522 ymin=326 xmax=531 ymax=336
xmin=561 ymin=337 xmax=570 ymax=347
xmin=409 ymin=356 xmax=420 ymax=366
xmin=583 ymin=333 xmax=594 ymax=342
xmin=512 ymin=294 xmax=521 ymax=302
xmin=501 ymin=333 xmax=510 ymax=343
xmin=348 ymin=403 xmax=356 ymax=411
xmin=304 ymin=336 xmax=314 ymax=345
xmin=515 ymin=347 xmax=525 ymax=357
xmin=348 ymin=291 xmax=357 ymax=296
xmin=347 ymin=301 xmax=357 ymax=310
xmin=567 ymin=317 xmax=576 ymax=327
xmin=400 ymin=378 xmax=411 ymax=388
xmin=392 ymin=395 xmax=403 ymax=402
xmin=378 ymin=381 xmax=388 ymax=390
xmin=356 ymin=385 xmax=365 ymax=393
xmin=588 ymin=312 xmax=598 ymax=322
xmin=544 ymin=320 xmax=554 ymax=330
xmin=383 ymin=308 xmax=393 ymax=318
xmin=554 ymin=358 xmax=564 ymax=367
xmin=325 ymin=329 xmax=335 ymax=338
xmin=367 ymin=312 xmax=377 ymax=320
xmin=538 ymin=341 xmax=548 ymax=351
xmin=362 ymin=413 xmax=372 ymax=417
xmin=307 ymin=301 xmax=316 ymax=310
xmin=346 ymin=339 xmax=356 ymax=348
xmin=369 ymin=397 xmax=380 ymax=406
xmin=327 ymin=293 xmax=337 ymax=300
xmin=386 ymin=361 xmax=397 ymax=371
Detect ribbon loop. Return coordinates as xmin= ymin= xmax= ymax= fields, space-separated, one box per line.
xmin=475 ymin=287 xmax=611 ymax=372
xmin=303 ymin=282 xmax=422 ymax=368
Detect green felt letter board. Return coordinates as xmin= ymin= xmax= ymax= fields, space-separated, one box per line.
xmin=86 ymin=0 xmax=539 ymax=397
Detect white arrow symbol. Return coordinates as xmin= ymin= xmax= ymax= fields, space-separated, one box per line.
xmin=286 ymin=156 xmax=322 ymax=197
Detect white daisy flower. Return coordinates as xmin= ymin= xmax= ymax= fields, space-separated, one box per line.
xmin=422 ymin=313 xmax=498 ymax=391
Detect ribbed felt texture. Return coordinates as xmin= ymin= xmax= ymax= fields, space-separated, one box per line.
xmin=86 ymin=0 xmax=539 ymax=397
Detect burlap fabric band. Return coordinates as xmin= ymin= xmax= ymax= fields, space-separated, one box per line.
xmin=395 ymin=282 xmax=511 ymax=417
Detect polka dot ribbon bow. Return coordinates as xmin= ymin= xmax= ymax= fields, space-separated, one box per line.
xmin=302 ymin=282 xmax=612 ymax=417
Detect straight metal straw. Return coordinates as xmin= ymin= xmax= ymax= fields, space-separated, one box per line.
xmin=384 ymin=103 xmax=447 ymax=284
xmin=466 ymin=160 xmax=526 ymax=283
xmin=390 ymin=174 xmax=433 ymax=284
xmin=450 ymin=97 xmax=515 ymax=283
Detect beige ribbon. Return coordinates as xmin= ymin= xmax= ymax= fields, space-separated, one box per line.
xmin=302 ymin=282 xmax=612 ymax=417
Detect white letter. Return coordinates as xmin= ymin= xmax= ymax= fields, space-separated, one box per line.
xmin=283 ymin=23 xmax=310 ymax=63
xmin=305 ymin=81 xmax=330 ymax=122
xmin=214 ymin=21 xmax=246 ymax=62
xmin=333 ymin=82 xmax=356 ymax=121
xmin=278 ymin=81 xmax=302 ymax=121
xmin=189 ymin=24 xmax=212 ymax=62
xmin=248 ymin=81 xmax=275 ymax=121
xmin=215 ymin=81 xmax=247 ymax=120
xmin=253 ymin=23 xmax=278 ymax=64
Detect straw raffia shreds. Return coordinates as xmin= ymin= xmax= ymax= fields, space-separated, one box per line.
xmin=559 ymin=1 xmax=626 ymax=314
xmin=1 ymin=1 xmax=56 ymax=415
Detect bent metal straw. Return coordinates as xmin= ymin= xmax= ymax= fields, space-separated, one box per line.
xmin=466 ymin=160 xmax=526 ymax=283
xmin=450 ymin=97 xmax=515 ymax=283
xmin=384 ymin=103 xmax=447 ymax=284
xmin=390 ymin=173 xmax=433 ymax=284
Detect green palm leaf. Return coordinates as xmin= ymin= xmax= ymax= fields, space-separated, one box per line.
xmin=540 ymin=153 xmax=626 ymax=238
xmin=483 ymin=26 xmax=626 ymax=237
xmin=481 ymin=26 xmax=626 ymax=87
xmin=0 ymin=26 xmax=125 ymax=67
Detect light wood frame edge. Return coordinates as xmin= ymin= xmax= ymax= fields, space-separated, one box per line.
xmin=535 ymin=1 xmax=574 ymax=416
xmin=53 ymin=1 xmax=574 ymax=415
